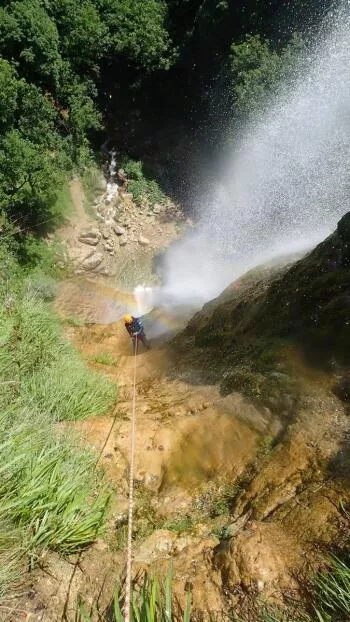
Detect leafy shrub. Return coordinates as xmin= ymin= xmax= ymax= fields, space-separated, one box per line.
xmin=123 ymin=158 xmax=166 ymax=206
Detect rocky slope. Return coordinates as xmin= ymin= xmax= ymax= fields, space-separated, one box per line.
xmin=25 ymin=213 xmax=350 ymax=621
xmin=174 ymin=212 xmax=350 ymax=410
xmin=56 ymin=175 xmax=186 ymax=288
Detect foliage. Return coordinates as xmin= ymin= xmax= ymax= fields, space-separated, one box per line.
xmin=0 ymin=293 xmax=115 ymax=420
xmin=123 ymin=159 xmax=166 ymax=206
xmin=77 ymin=565 xmax=192 ymax=622
xmin=314 ymin=556 xmax=350 ymax=621
xmin=193 ymin=480 xmax=240 ymax=519
xmin=227 ymin=33 xmax=304 ymax=118
xmin=98 ymin=0 xmax=174 ymax=71
xmin=92 ymin=351 xmax=119 ymax=366
xmin=0 ymin=257 xmax=114 ymax=598
xmin=162 ymin=516 xmax=194 ymax=534
xmin=0 ymin=411 xmax=109 ymax=557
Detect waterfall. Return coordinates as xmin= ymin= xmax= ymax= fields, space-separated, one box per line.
xmin=163 ymin=2 xmax=350 ymax=305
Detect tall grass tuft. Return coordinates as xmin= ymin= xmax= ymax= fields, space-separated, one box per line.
xmin=314 ymin=556 xmax=350 ymax=621
xmin=0 ymin=276 xmax=115 ymax=599
xmin=0 ymin=295 xmax=115 ymax=420
xmin=0 ymin=410 xmax=110 ymax=557
xmin=77 ymin=566 xmax=192 ymax=622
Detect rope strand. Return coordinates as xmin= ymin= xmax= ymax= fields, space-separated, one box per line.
xmin=124 ymin=334 xmax=138 ymax=622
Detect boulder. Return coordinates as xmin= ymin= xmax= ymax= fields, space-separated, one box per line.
xmin=78 ymin=229 xmax=101 ymax=246
xmin=102 ymin=228 xmax=111 ymax=240
xmin=117 ymin=168 xmax=127 ymax=183
xmin=153 ymin=204 xmax=162 ymax=214
xmin=113 ymin=225 xmax=126 ymax=236
xmin=138 ymin=235 xmax=150 ymax=246
xmin=119 ymin=238 xmax=128 ymax=247
xmin=98 ymin=265 xmax=112 ymax=276
xmin=81 ymin=252 xmax=103 ymax=271
xmin=215 ymin=522 xmax=301 ymax=597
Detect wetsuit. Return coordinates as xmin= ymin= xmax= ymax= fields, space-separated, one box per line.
xmin=125 ymin=317 xmax=150 ymax=350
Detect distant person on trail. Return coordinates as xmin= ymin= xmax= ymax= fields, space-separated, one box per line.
xmin=124 ymin=315 xmax=150 ymax=351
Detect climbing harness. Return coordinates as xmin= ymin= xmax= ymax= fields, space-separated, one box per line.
xmin=124 ymin=334 xmax=138 ymax=622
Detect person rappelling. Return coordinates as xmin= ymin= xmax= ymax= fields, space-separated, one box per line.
xmin=124 ymin=315 xmax=150 ymax=351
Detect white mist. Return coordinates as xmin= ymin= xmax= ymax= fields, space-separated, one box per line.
xmin=163 ymin=3 xmax=350 ymax=304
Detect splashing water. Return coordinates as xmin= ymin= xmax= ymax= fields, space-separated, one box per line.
xmin=134 ymin=285 xmax=157 ymax=316
xmin=163 ymin=3 xmax=350 ymax=305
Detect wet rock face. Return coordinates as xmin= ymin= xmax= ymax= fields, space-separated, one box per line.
xmin=337 ymin=211 xmax=350 ymax=267
xmin=333 ymin=374 xmax=350 ymax=402
xmin=337 ymin=211 xmax=350 ymax=243
xmin=215 ymin=522 xmax=301 ymax=597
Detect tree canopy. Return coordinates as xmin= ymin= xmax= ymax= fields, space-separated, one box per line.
xmin=0 ymin=0 xmax=331 ymax=230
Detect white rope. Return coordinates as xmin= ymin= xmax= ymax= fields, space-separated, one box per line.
xmin=124 ymin=334 xmax=138 ymax=622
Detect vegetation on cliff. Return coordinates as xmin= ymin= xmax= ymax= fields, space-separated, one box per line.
xmin=176 ymin=213 xmax=350 ymax=415
xmin=0 ymin=254 xmax=115 ymax=598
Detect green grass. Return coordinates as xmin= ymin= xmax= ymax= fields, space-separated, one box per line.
xmin=64 ymin=315 xmax=86 ymax=327
xmin=314 ymin=556 xmax=350 ymax=621
xmin=91 ymin=351 xmax=119 ymax=366
xmin=122 ymin=158 xmax=166 ymax=207
xmin=77 ymin=566 xmax=192 ymax=622
xmin=0 ymin=267 xmax=116 ymax=599
xmin=0 ymin=294 xmax=115 ymax=420
xmin=0 ymin=410 xmax=109 ymax=557
xmin=51 ymin=182 xmax=75 ymax=223
xmin=162 ymin=516 xmax=194 ymax=534
xmin=193 ymin=480 xmax=241 ymax=519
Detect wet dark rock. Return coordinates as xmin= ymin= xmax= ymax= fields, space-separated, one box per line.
xmin=333 ymin=375 xmax=350 ymax=402
xmin=337 ymin=211 xmax=350 ymax=243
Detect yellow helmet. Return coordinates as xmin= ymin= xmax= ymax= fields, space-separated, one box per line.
xmin=124 ymin=314 xmax=133 ymax=324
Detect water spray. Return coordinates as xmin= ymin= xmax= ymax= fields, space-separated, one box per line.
xmin=163 ymin=2 xmax=350 ymax=304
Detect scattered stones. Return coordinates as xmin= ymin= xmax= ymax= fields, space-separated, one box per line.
xmin=117 ymin=168 xmax=127 ymax=184
xmin=113 ymin=224 xmax=126 ymax=236
xmin=138 ymin=235 xmax=150 ymax=246
xmin=102 ymin=228 xmax=111 ymax=239
xmin=78 ymin=228 xmax=101 ymax=246
xmin=81 ymin=252 xmax=103 ymax=270
xmin=98 ymin=265 xmax=112 ymax=276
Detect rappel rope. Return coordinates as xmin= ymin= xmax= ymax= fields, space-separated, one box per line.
xmin=124 ymin=334 xmax=138 ymax=622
